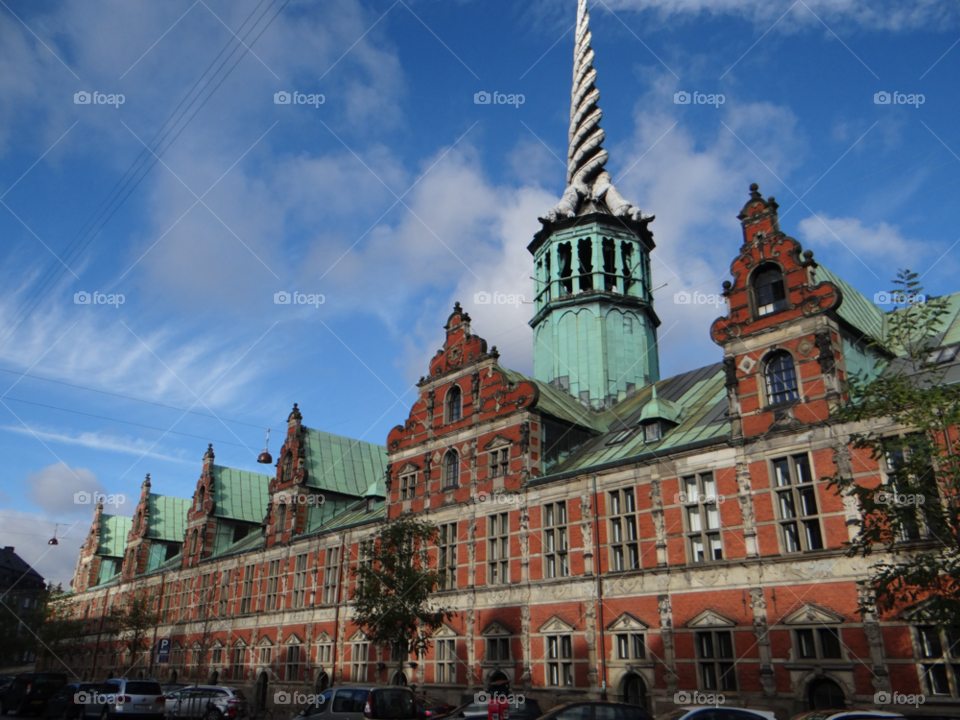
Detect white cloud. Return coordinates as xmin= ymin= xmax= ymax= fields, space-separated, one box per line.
xmin=25 ymin=462 xmax=107 ymax=519
xmin=797 ymin=214 xmax=934 ymax=267
xmin=1 ymin=425 xmax=192 ymax=467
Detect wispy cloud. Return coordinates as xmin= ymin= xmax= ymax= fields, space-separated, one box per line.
xmin=0 ymin=425 xmax=193 ymax=465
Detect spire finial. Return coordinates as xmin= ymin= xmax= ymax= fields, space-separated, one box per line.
xmin=541 ymin=0 xmax=649 ymax=224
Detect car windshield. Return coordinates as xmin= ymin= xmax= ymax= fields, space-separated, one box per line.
xmin=126 ymin=682 xmax=162 ymax=695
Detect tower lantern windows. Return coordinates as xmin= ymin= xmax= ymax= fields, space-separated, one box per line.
xmin=577 ymin=238 xmax=594 ymax=292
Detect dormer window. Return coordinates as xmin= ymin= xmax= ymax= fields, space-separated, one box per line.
xmin=446 ymin=385 xmax=462 ymax=423
xmin=753 ymin=264 xmax=788 ymax=317
xmin=197 ymin=486 xmax=205 ymax=507
xmin=643 ymin=422 xmax=661 ymax=443
xmin=281 ymin=452 xmax=293 ymax=484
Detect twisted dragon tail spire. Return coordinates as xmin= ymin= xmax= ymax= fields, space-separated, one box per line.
xmin=541 ymin=0 xmax=650 ymax=224
xmin=567 ymin=0 xmax=607 ymax=191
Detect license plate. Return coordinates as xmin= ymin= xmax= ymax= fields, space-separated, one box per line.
xmin=135 ymin=705 xmax=150 ymax=710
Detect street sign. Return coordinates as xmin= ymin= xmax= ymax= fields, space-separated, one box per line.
xmin=156 ymin=638 xmax=170 ymax=664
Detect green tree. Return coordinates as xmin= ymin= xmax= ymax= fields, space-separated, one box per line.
xmin=829 ymin=270 xmax=960 ymax=629
xmin=351 ymin=514 xmax=454 ymax=684
xmin=38 ymin=587 xmax=86 ymax=664
xmin=107 ymin=593 xmax=161 ymax=674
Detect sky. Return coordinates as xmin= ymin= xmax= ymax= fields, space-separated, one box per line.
xmin=0 ymin=0 xmax=958 ymax=588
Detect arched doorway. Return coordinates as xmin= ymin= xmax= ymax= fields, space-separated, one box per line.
xmin=316 ymin=672 xmax=330 ymax=692
xmin=487 ymin=671 xmax=509 ymax=692
xmin=808 ymin=679 xmax=845 ymax=710
xmin=390 ymin=671 xmax=408 ymax=686
xmin=621 ymin=674 xmax=647 ymax=712
xmin=256 ymin=672 xmax=269 ymax=711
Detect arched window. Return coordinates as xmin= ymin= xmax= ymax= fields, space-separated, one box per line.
xmin=752 ymin=264 xmax=788 ymax=317
xmin=197 ymin=486 xmax=205 ymax=508
xmin=444 ymin=451 xmax=460 ymax=488
xmin=189 ymin=529 xmax=199 ymax=555
xmin=446 ymin=385 xmax=462 ymax=423
xmin=281 ymin=453 xmax=293 ymax=484
xmin=134 ymin=511 xmax=142 ymax=534
xmin=276 ymin=503 xmax=287 ymax=535
xmin=765 ymin=351 xmax=799 ymax=405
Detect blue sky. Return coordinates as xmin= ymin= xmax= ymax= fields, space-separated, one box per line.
xmin=1 ymin=0 xmax=958 ymax=587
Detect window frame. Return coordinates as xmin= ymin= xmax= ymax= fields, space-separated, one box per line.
xmin=435 ymin=638 xmax=457 ymax=684
xmin=694 ymin=630 xmax=737 ymax=691
xmin=794 ymin=627 xmax=843 ymax=661
xmin=915 ymin=625 xmax=960 ymax=697
xmin=609 ymin=488 xmax=639 ymax=572
xmin=543 ymin=502 xmax=569 ymax=578
xmin=772 ymin=453 xmax=824 ymax=553
xmin=751 ymin=263 xmax=789 ymax=318
xmin=681 ymin=472 xmax=723 ymax=564
xmin=546 ymin=634 xmax=574 ymax=687
xmin=438 ymin=523 xmax=458 ymax=590
xmin=489 ymin=447 xmax=510 ymax=478
xmin=488 ymin=512 xmax=510 ymax=585
xmin=446 ymin=385 xmax=463 ymax=423
xmin=322 ymin=547 xmax=339 ymax=604
xmin=764 ymin=350 xmax=800 ymax=406
xmin=443 ymin=450 xmax=460 ymax=488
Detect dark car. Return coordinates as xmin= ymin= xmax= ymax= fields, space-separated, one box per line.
xmin=1 ymin=673 xmax=68 ymax=716
xmin=298 ymin=685 xmax=418 ymax=720
xmin=45 ymin=683 xmax=98 ymax=720
xmin=538 ymin=703 xmax=652 ymax=720
xmin=417 ymin=696 xmax=457 ymax=720
xmin=438 ymin=697 xmax=542 ymax=720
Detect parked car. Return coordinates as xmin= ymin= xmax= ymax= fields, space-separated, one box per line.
xmin=160 ymin=686 xmax=189 ymax=698
xmin=656 ymin=709 xmax=776 ymax=720
xmin=536 ymin=702 xmax=652 ymax=720
xmin=416 ymin=696 xmax=457 ymax=720
xmin=1 ymin=672 xmax=68 ymax=716
xmin=297 ymin=685 xmax=417 ymax=720
xmin=165 ymin=686 xmax=249 ymax=720
xmin=437 ymin=697 xmax=542 ymax=720
xmin=79 ymin=679 xmax=165 ymax=720
xmin=45 ymin=683 xmax=98 ymax=720
xmin=791 ymin=712 xmax=907 ymax=720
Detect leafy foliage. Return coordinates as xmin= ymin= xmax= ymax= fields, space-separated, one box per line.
xmin=828 ymin=271 xmax=960 ymax=629
xmin=107 ymin=593 xmax=160 ymax=672
xmin=351 ymin=514 xmax=454 ymax=676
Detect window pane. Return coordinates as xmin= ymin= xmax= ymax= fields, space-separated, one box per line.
xmin=784 ymin=522 xmax=801 ymax=552
xmin=798 ymin=487 xmax=819 ymax=516
xmin=818 ymin=628 xmax=842 ymax=659
xmin=684 ymin=476 xmax=698 ymax=502
xmin=688 ymin=507 xmax=702 ymax=532
xmin=804 ymin=520 xmax=824 ymax=550
xmin=705 ymin=506 xmax=720 ymax=530
xmin=793 ymin=455 xmax=812 ymax=483
xmin=797 ymin=629 xmax=816 ymax=658
xmin=773 ymin=459 xmax=792 ymax=487
xmin=632 ymin=634 xmax=645 ymax=659
xmin=702 ymin=474 xmax=717 ymax=498
xmin=778 ymin=492 xmax=796 ymax=518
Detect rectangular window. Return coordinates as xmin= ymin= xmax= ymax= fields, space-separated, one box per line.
xmin=436 ymin=639 xmax=456 ymax=684
xmin=400 ymin=473 xmax=416 ymax=501
xmin=218 ymin=570 xmax=231 ymax=615
xmin=230 ymin=646 xmax=245 ymax=680
xmin=488 ymin=513 xmax=510 ymax=584
xmin=292 ymin=554 xmax=309 ymax=608
xmin=438 ymin=523 xmax=457 ymax=590
xmin=265 ymin=559 xmax=281 ymax=611
xmin=682 ymin=473 xmax=723 ymax=563
xmin=773 ymin=454 xmax=824 ymax=552
xmin=259 ymin=645 xmax=273 ymax=665
xmin=489 ymin=448 xmax=510 ymax=478
xmin=350 ymin=643 xmax=369 ymax=682
xmin=795 ymin=627 xmax=842 ymax=659
xmin=616 ymin=633 xmax=645 ymax=660
xmin=696 ymin=630 xmax=737 ymax=691
xmin=323 ymin=547 xmax=339 ymax=604
xmin=546 ymin=635 xmax=574 ymax=687
xmin=609 ymin=488 xmax=639 ymax=571
xmin=486 ymin=638 xmax=510 ymax=662
xmin=917 ymin=626 xmax=960 ymax=697
xmin=240 ymin=565 xmax=255 ymax=614
xmin=885 ymin=439 xmax=936 ymax=541
xmin=543 ymin=502 xmax=569 ymax=578
xmin=286 ymin=645 xmax=302 ymax=681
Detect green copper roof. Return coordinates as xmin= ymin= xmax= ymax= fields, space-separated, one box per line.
xmin=813 ymin=264 xmax=887 ymax=341
xmin=638 ymin=385 xmax=682 ymax=424
xmin=498 ymin=367 xmax=607 ymax=432
xmin=540 ymin=363 xmax=729 ymax=476
xmin=97 ymin=515 xmax=133 ymax=558
xmin=316 ymin=498 xmax=385 ymax=532
xmin=146 ymin=494 xmax=190 ymax=542
xmin=211 ymin=465 xmax=271 ymax=524
xmin=302 ymin=427 xmax=388 ymax=496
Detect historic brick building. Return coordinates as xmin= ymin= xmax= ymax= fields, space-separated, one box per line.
xmin=55 ymin=1 xmax=960 ymax=718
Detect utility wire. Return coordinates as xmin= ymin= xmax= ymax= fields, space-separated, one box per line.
xmin=0 ymin=0 xmax=289 ymax=349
